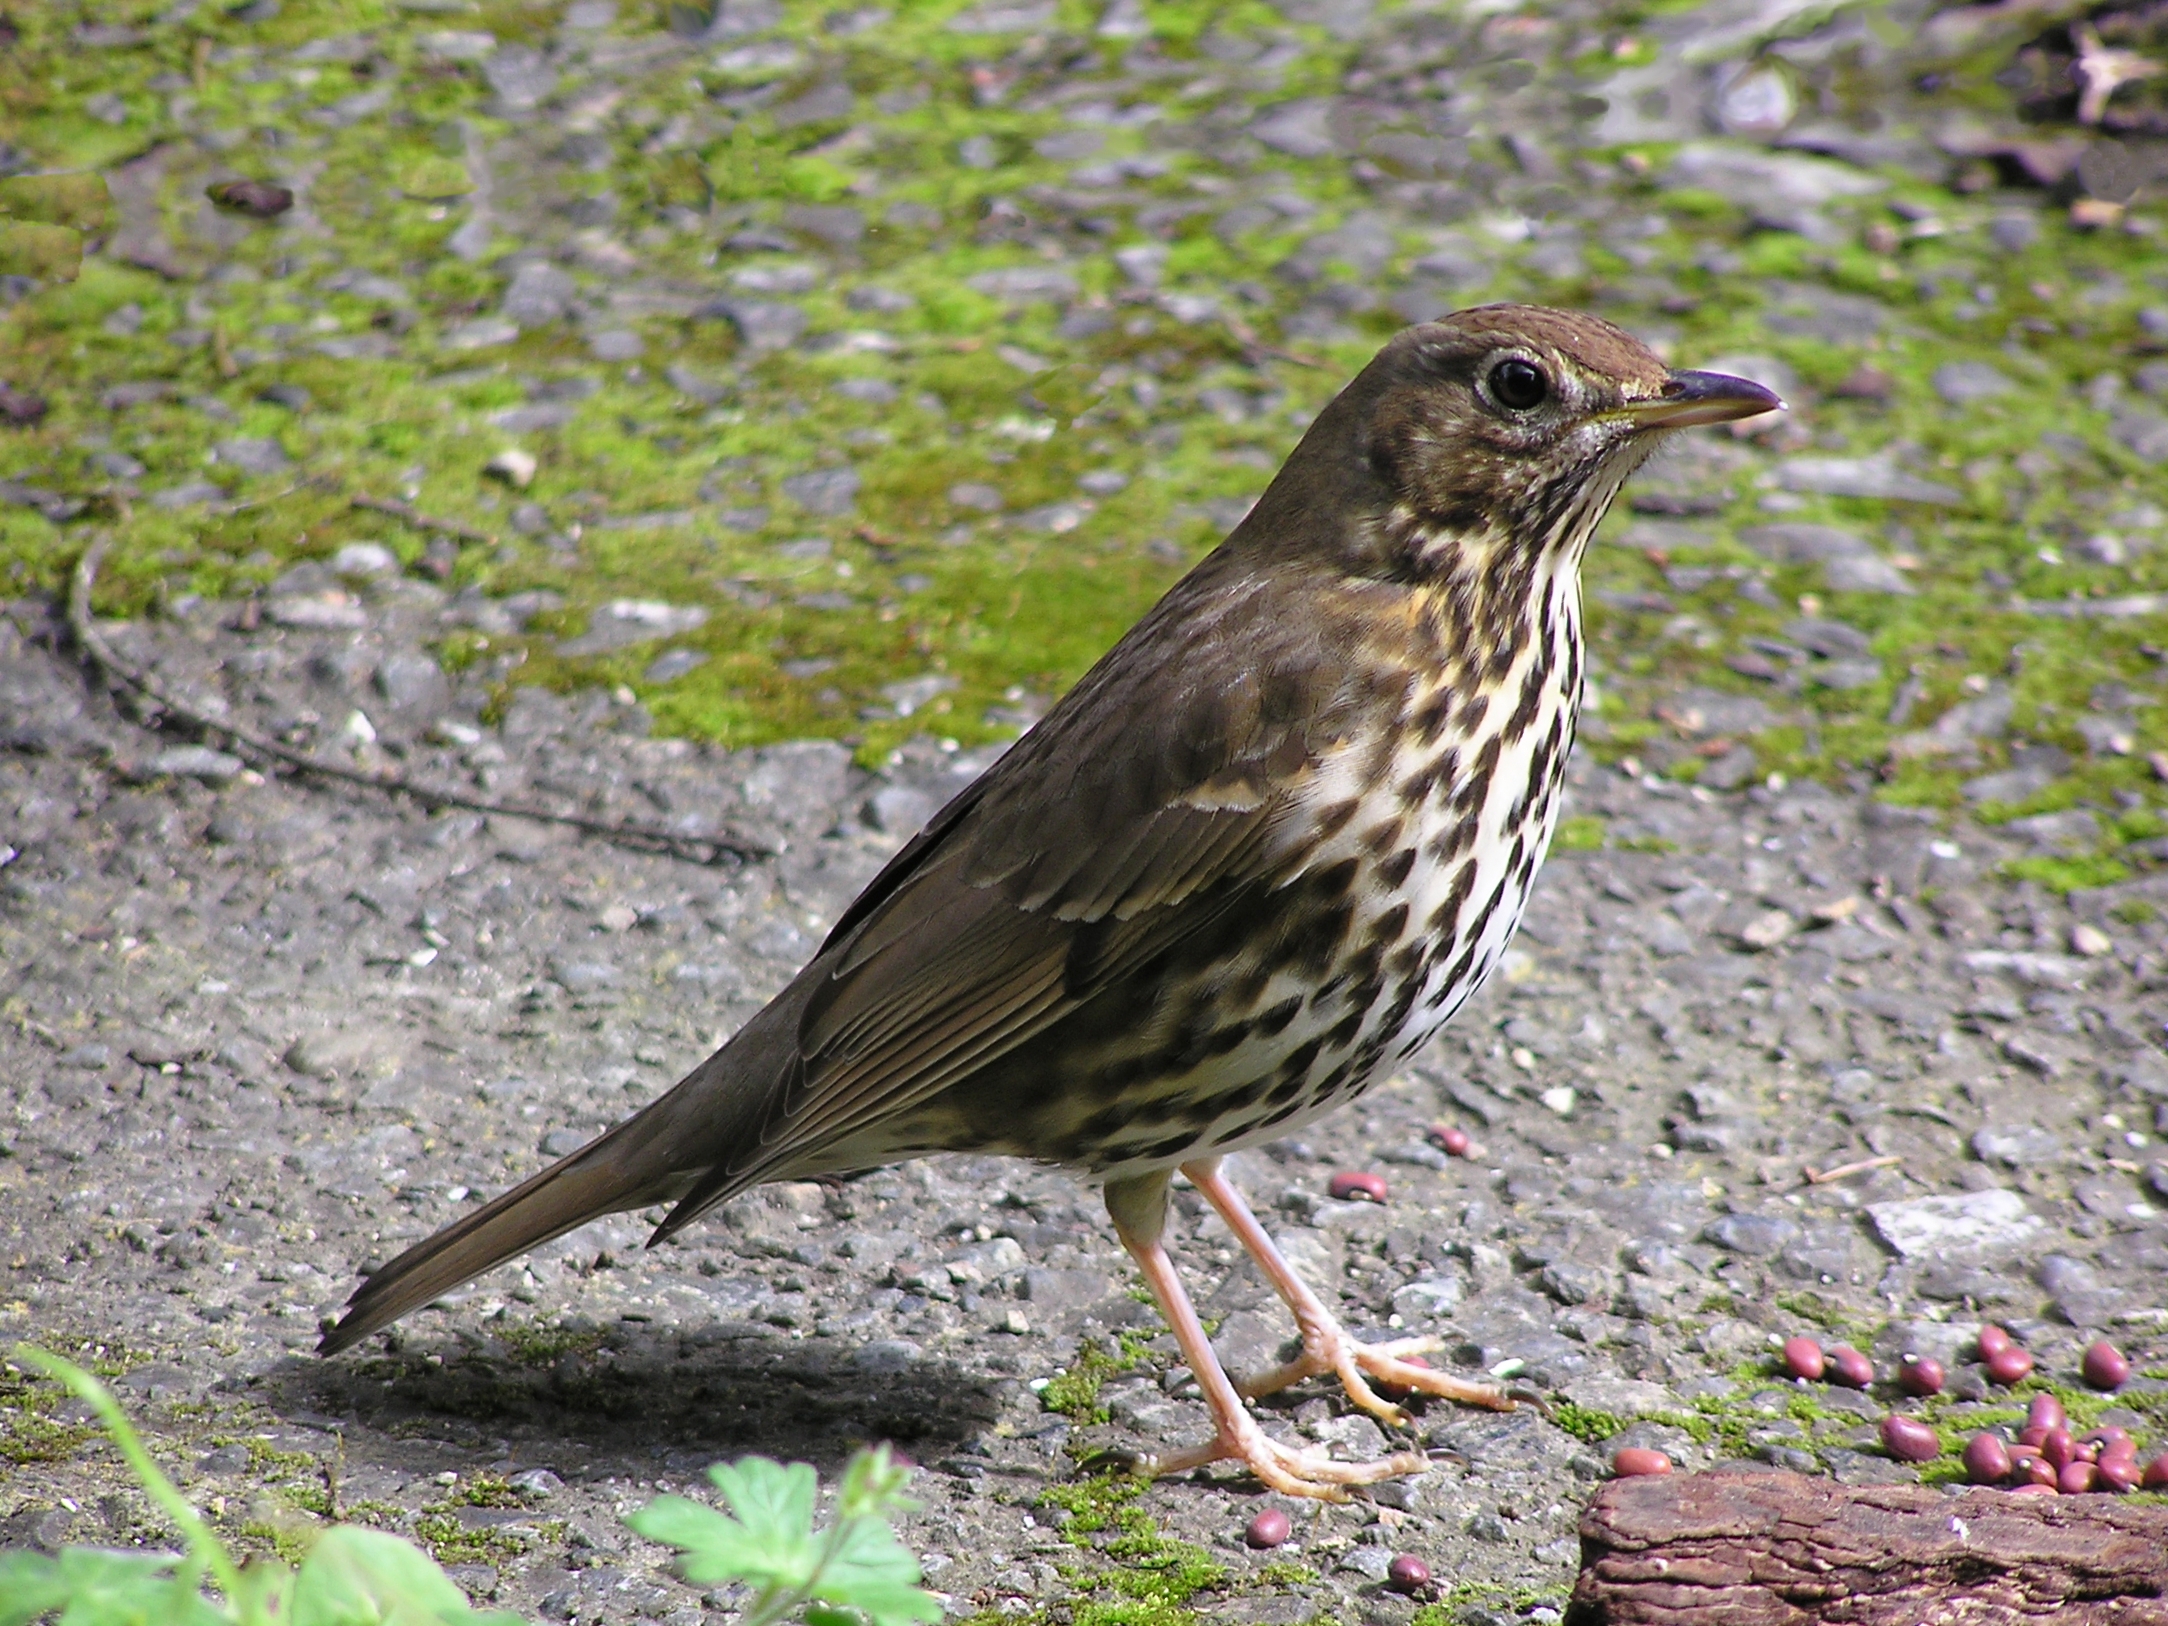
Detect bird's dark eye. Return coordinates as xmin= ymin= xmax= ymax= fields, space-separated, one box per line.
xmin=1487 ymin=358 xmax=1548 ymax=412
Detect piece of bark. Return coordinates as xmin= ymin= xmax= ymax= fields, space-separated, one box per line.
xmin=1569 ymin=1467 xmax=2168 ymax=1625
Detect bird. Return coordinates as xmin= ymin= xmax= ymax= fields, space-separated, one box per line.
xmin=318 ymin=304 xmax=1779 ymax=1498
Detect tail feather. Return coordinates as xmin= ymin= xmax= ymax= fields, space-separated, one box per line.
xmin=316 ymin=1116 xmax=683 ymax=1355
xmin=319 ymin=948 xmax=827 ymax=1356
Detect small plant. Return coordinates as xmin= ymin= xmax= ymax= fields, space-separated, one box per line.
xmin=0 ymin=1346 xmax=939 ymax=1626
xmin=628 ymin=1449 xmax=940 ymax=1626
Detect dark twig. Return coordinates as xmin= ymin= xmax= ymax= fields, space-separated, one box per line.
xmin=352 ymin=493 xmax=498 ymax=546
xmin=68 ymin=535 xmax=772 ymax=866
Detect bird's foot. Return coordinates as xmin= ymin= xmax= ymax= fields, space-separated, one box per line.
xmin=1240 ymin=1330 xmax=1514 ymax=1426
xmin=1136 ymin=1413 xmax=1427 ymax=1500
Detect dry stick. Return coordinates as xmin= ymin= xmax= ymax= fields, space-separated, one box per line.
xmin=351 ymin=493 xmax=497 ymax=545
xmin=68 ymin=536 xmax=772 ymax=866
xmin=1803 ymin=1154 xmax=1902 ymax=1185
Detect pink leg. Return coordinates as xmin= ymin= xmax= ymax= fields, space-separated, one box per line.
xmin=1181 ymin=1157 xmax=1514 ymax=1425
xmin=1108 ymin=1191 xmax=1426 ymax=1499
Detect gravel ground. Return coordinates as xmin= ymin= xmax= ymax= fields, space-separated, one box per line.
xmin=7 ymin=0 xmax=2168 ymax=1621
xmin=5 ymin=574 xmax=2168 ymax=1624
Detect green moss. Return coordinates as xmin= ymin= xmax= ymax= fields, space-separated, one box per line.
xmin=1036 ymin=1473 xmax=1228 ymax=1626
xmin=1552 ymin=815 xmax=1607 ymax=853
xmin=495 ymin=1320 xmax=607 ymax=1368
xmin=1041 ymin=1339 xmax=1130 ymax=1424
xmin=1550 ymin=1401 xmax=1624 ymax=1445
xmin=2001 ymin=855 xmax=2134 ymax=893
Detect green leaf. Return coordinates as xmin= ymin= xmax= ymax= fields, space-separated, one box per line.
xmin=624 ymin=1493 xmax=813 ymax=1590
xmin=814 ymin=1519 xmax=940 ymax=1626
xmin=290 ymin=1526 xmax=480 ymax=1626
xmin=0 ymin=1551 xmax=67 ymax=1626
xmin=712 ymin=1457 xmax=819 ymax=1549
xmin=29 ymin=1548 xmax=224 ymax=1626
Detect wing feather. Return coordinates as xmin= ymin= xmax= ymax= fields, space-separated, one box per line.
xmin=661 ymin=560 xmax=1412 ymax=1214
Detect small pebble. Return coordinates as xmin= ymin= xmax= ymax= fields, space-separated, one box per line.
xmin=1879 ymin=1414 xmax=1940 ymax=1464
xmin=1329 ymin=1170 xmax=1387 ymax=1204
xmin=1385 ymin=1554 xmax=1430 ymax=1595
xmin=1426 ymin=1124 xmax=1471 ymax=1158
xmin=1984 ymin=1345 xmax=2034 ymax=1385
xmin=207 ymin=177 xmax=295 ymax=217
xmin=1780 ymin=1336 xmax=1825 ymax=1382
xmin=1896 ymin=1355 xmax=1943 ymax=1398
xmin=2081 ymin=1339 xmax=2130 ymax=1391
xmin=1244 ymin=1509 xmax=1291 ymax=1550
xmin=2059 ymin=1459 xmax=2097 ymax=1495
xmin=1825 ymin=1345 xmax=1873 ymax=1389
xmin=2026 ymin=1394 xmax=2065 ymax=1435
xmin=1961 ymin=1432 xmax=2011 ymax=1484
xmin=1611 ymin=1447 xmax=1672 ymax=1478
xmin=1976 ymin=1324 xmax=2014 ymax=1362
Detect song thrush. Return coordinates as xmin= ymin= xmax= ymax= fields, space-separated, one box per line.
xmin=320 ymin=305 xmax=1778 ymax=1497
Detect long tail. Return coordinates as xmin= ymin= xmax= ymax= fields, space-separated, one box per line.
xmin=318 ymin=953 xmax=824 ymax=1356
xmin=316 ymin=1111 xmax=689 ymax=1354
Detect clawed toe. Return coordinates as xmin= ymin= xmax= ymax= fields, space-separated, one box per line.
xmin=1145 ymin=1426 xmax=1428 ymax=1500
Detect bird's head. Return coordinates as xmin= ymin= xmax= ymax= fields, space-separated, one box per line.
xmin=1289 ymin=304 xmax=1781 ymax=578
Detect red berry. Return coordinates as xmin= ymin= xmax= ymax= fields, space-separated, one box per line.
xmin=1977 ymin=1324 xmax=2013 ymax=1361
xmin=2081 ymin=1340 xmax=2131 ymax=1391
xmin=1386 ymin=1555 xmax=1431 ymax=1595
xmin=1611 ymin=1447 xmax=1672 ymax=1478
xmin=2143 ymin=1453 xmax=2168 ymax=1491
xmin=2097 ymin=1454 xmax=2140 ymax=1493
xmin=2085 ymin=1426 xmax=2133 ymax=1456
xmin=1244 ymin=1509 xmax=1291 ymax=1549
xmin=1426 ymin=1124 xmax=1471 ymax=1158
xmin=1896 ymin=1355 xmax=1944 ymax=1398
xmin=2060 ymin=1459 xmax=2097 ymax=1494
xmin=1984 ymin=1345 xmax=2034 ymax=1385
xmin=1961 ymin=1433 xmax=2011 ymax=1484
xmin=2017 ymin=1424 xmax=2049 ymax=1449
xmin=1826 ymin=1346 xmax=1873 ymax=1389
xmin=1780 ymin=1336 xmax=1825 ymax=1382
xmin=2017 ymin=1453 xmax=2059 ymax=1489
xmin=2009 ymin=1482 xmax=2058 ymax=1496
xmin=2025 ymin=1393 xmax=2065 ymax=1434
xmin=2042 ymin=1427 xmax=2076 ymax=1470
xmin=1329 ymin=1170 xmax=1387 ymax=1204
xmin=1880 ymin=1414 xmax=1940 ymax=1464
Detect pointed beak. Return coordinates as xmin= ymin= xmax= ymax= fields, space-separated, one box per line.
xmin=1622 ymin=369 xmax=1786 ymax=430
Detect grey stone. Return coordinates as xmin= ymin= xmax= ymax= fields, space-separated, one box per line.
xmin=1703 ymin=1213 xmax=1798 ymax=1256
xmin=1774 ymin=455 xmax=1961 ymax=504
xmin=214 ymin=437 xmax=290 ymax=476
xmin=483 ymin=46 xmax=558 ymax=112
xmin=966 ymin=267 xmax=1078 ymax=303
xmin=1933 ymin=361 xmax=2016 ymax=404
xmin=376 ymin=651 xmax=452 ymax=717
xmin=643 ymin=649 xmax=709 ymax=684
xmin=1020 ymin=1267 xmax=1111 ymax=1310
xmin=865 ymin=784 xmax=936 ymax=835
xmin=780 ymin=467 xmax=861 ymax=516
xmin=1867 ymin=1189 xmax=2045 ymax=1260
xmin=501 ymin=262 xmax=577 ymax=325
xmin=1972 ymin=1124 xmax=2063 ymax=1167
xmin=707 ymin=299 xmax=807 ymax=353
